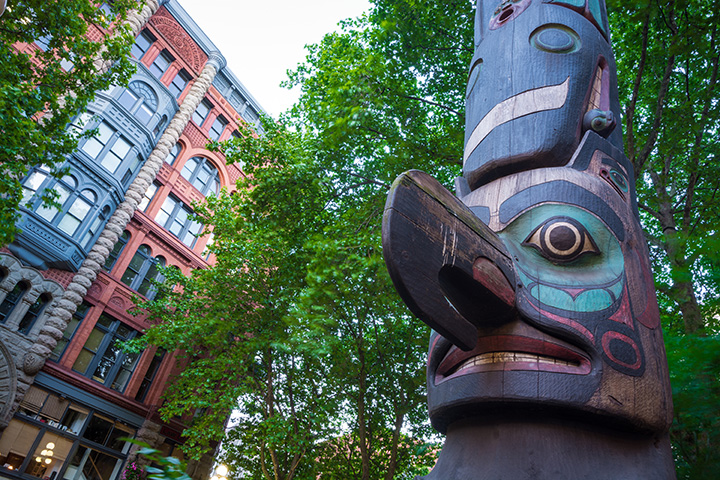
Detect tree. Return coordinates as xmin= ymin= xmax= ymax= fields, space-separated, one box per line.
xmin=130 ymin=119 xmax=339 ymax=478
xmin=0 ymin=0 xmax=137 ymax=245
xmin=608 ymin=0 xmax=720 ymax=334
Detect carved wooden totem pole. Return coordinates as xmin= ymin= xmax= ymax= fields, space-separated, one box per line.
xmin=382 ymin=1 xmax=676 ymax=478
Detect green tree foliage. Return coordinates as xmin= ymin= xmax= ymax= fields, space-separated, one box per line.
xmin=608 ymin=2 xmax=720 ymax=475
xmin=608 ymin=0 xmax=720 ymax=334
xmin=0 ymin=0 xmax=137 ymax=245
xmin=133 ymin=0 xmax=720 ymax=478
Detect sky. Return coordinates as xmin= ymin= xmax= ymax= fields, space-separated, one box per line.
xmin=178 ymin=0 xmax=372 ymax=118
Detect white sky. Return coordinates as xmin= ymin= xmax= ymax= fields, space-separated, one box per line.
xmin=177 ymin=0 xmax=372 ymax=118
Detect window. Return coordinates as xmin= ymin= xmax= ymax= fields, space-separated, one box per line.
xmin=192 ymin=99 xmax=212 ymax=127
xmin=135 ymin=350 xmax=165 ymax=402
xmin=104 ymin=230 xmax=130 ymax=271
xmin=17 ymin=293 xmax=51 ymax=335
xmin=180 ymin=157 xmax=220 ymax=196
xmin=149 ymin=50 xmax=173 ymax=80
xmin=83 ymin=205 xmax=111 ymax=249
xmin=0 ymin=282 xmax=29 ymax=323
xmin=57 ymin=188 xmax=95 ymax=236
xmin=169 ymin=69 xmax=190 ymax=99
xmin=35 ymin=175 xmax=75 ymax=223
xmin=1 ymin=388 xmax=135 ymax=477
xmin=131 ymin=30 xmax=155 ymax=60
xmin=118 ymin=81 xmax=158 ymax=126
xmin=120 ymin=245 xmax=165 ymax=299
xmin=21 ymin=164 xmax=51 ymax=205
xmin=72 ymin=314 xmax=140 ymax=392
xmin=81 ymin=121 xmax=134 ymax=174
xmin=138 ymin=182 xmax=159 ymax=212
xmin=155 ymin=195 xmax=203 ymax=248
xmin=50 ymin=302 xmax=90 ymax=362
xmin=165 ymin=143 xmax=181 ymax=165
xmin=120 ymin=154 xmax=143 ymax=187
xmin=208 ymin=115 xmax=228 ymax=141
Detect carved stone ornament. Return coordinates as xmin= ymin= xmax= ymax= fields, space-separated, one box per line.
xmin=22 ymin=351 xmax=45 ymax=375
xmin=382 ymin=0 xmax=676 ymax=478
xmin=0 ymin=340 xmax=18 ymax=422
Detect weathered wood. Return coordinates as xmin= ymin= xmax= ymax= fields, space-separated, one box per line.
xmin=380 ymin=0 xmax=675 ymax=477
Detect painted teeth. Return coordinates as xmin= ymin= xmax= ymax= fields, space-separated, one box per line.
xmin=456 ymin=352 xmax=579 ymax=371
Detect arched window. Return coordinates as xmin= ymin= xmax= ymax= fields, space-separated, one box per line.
xmin=0 ymin=282 xmax=29 ymax=323
xmin=104 ymin=230 xmax=130 ymax=271
xmin=120 ymin=245 xmax=165 ymax=299
xmin=118 ymin=81 xmax=158 ymax=126
xmin=165 ymin=143 xmax=181 ymax=165
xmin=180 ymin=157 xmax=220 ymax=196
xmin=18 ymin=293 xmax=51 ymax=335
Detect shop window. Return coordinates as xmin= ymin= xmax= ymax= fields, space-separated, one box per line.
xmin=169 ymin=69 xmax=190 ymax=99
xmin=135 ymin=350 xmax=165 ymax=402
xmin=49 ymin=302 xmax=90 ymax=362
xmin=208 ymin=115 xmax=227 ymax=141
xmin=180 ymin=157 xmax=219 ymax=196
xmin=1 ymin=391 xmax=135 ymax=480
xmin=72 ymin=314 xmax=140 ymax=392
xmin=131 ymin=29 xmax=155 ymax=60
xmin=192 ymin=99 xmax=212 ymax=127
xmin=138 ymin=182 xmax=159 ymax=212
xmin=165 ymin=143 xmax=181 ymax=165
xmin=149 ymin=50 xmax=173 ymax=80
xmin=118 ymin=81 xmax=158 ymax=126
xmin=120 ymin=245 xmax=166 ymax=299
xmin=17 ymin=293 xmax=51 ymax=335
xmin=154 ymin=195 xmax=203 ymax=248
xmin=0 ymin=281 xmax=29 ymax=323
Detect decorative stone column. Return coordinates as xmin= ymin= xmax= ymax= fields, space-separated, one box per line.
xmin=0 ymin=1 xmax=168 ymax=432
xmin=22 ymin=53 xmax=224 ymax=375
xmin=9 ymin=12 xmax=226 ymax=429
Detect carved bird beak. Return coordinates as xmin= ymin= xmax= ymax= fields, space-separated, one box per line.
xmin=383 ymin=170 xmax=516 ymax=351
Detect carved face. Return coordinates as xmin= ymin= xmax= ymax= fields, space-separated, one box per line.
xmin=426 ymin=133 xmax=672 ymax=434
xmin=464 ymin=0 xmax=622 ymax=190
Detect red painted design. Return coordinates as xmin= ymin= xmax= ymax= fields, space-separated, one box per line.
xmin=608 ymin=285 xmax=633 ymax=328
xmin=635 ymin=255 xmax=661 ymax=329
xmin=601 ymin=331 xmax=642 ymax=370
xmin=525 ymin=299 xmax=594 ymax=342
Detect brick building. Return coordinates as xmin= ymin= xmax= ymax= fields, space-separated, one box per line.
xmin=0 ymin=1 xmax=263 ymax=479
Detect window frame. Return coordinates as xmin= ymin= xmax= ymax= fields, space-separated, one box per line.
xmin=149 ymin=49 xmax=174 ymax=80
xmin=131 ymin=29 xmax=155 ymax=60
xmin=71 ymin=314 xmax=140 ymax=392
xmin=180 ymin=156 xmax=220 ymax=197
xmin=192 ymin=99 xmax=212 ymax=127
xmin=0 ymin=282 xmax=29 ymax=324
xmin=208 ymin=115 xmax=228 ymax=141
xmin=120 ymin=245 xmax=166 ymax=299
xmin=104 ymin=230 xmax=131 ymax=272
xmin=168 ymin=69 xmax=191 ymax=99
xmin=154 ymin=195 xmax=203 ymax=248
xmin=50 ymin=302 xmax=91 ymax=362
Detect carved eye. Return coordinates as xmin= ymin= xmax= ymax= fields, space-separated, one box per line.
xmin=522 ymin=217 xmax=600 ymax=263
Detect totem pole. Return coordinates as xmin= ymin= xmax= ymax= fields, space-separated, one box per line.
xmin=382 ymin=1 xmax=676 ymax=478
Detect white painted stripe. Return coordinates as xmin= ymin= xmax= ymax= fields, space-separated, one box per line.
xmin=463 ymin=77 xmax=571 ymax=165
